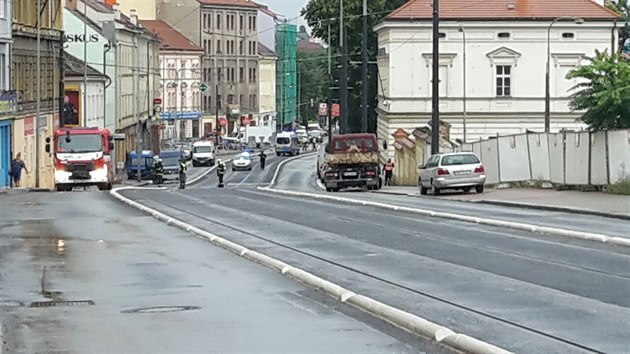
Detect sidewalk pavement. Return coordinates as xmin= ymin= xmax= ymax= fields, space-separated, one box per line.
xmin=374 ymin=186 xmax=630 ymax=219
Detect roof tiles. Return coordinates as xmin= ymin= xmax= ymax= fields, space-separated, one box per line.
xmin=140 ymin=20 xmax=203 ymax=52
xmin=387 ymin=0 xmax=620 ymax=20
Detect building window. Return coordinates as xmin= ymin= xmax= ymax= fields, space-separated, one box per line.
xmin=239 ymin=94 xmax=244 ymax=107
xmin=252 ymin=16 xmax=256 ymax=31
xmin=496 ymin=65 xmax=511 ymax=97
xmin=497 ymin=32 xmax=511 ymax=38
xmin=240 ymin=15 xmax=244 ymax=31
xmin=252 ymin=68 xmax=256 ymax=82
xmin=216 ymin=40 xmax=222 ymax=54
xmin=239 ymin=67 xmax=244 ymax=82
xmin=239 ymin=41 xmax=244 ymax=55
xmin=228 ymin=94 xmax=235 ymax=104
xmin=217 ymin=14 xmax=222 ymax=30
xmin=438 ymin=32 xmax=446 ymax=39
xmin=562 ymin=32 xmax=575 ymax=39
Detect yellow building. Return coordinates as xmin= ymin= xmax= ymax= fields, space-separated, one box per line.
xmin=114 ymin=0 xmax=157 ymax=19
xmin=12 ymin=0 xmax=64 ymax=189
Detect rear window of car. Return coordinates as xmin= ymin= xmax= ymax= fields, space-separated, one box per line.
xmin=277 ymin=137 xmax=290 ymax=144
xmin=440 ymin=154 xmax=480 ymax=166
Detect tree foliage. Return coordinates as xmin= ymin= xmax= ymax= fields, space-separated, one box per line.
xmin=297 ymin=48 xmax=332 ymax=123
xmin=567 ymin=51 xmax=630 ymax=130
xmin=301 ymin=0 xmax=407 ymax=133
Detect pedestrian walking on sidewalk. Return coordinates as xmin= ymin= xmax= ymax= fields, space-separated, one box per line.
xmin=178 ymin=157 xmax=187 ymax=189
xmin=9 ymin=153 xmax=29 ymax=188
xmin=384 ymin=159 xmax=394 ymax=186
xmin=259 ymin=150 xmax=267 ymax=170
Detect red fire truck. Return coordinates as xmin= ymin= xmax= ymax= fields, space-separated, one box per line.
xmin=45 ymin=127 xmax=115 ymax=191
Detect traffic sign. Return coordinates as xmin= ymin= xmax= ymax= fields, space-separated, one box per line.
xmin=199 ymin=82 xmax=209 ymax=94
xmin=332 ymin=103 xmax=340 ymax=117
xmin=318 ymin=102 xmax=327 ymax=116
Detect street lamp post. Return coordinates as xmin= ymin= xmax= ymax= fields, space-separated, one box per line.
xmin=545 ymin=16 xmax=584 ymax=133
xmin=458 ymin=26 xmax=467 ymax=143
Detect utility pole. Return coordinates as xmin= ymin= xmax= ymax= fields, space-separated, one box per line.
xmin=339 ymin=0 xmax=348 ymax=134
xmin=430 ymin=0 xmax=440 ymax=155
xmin=135 ymin=33 xmax=142 ymax=182
xmin=83 ymin=1 xmax=88 ymax=127
xmin=361 ymin=0 xmax=368 ymax=133
xmin=35 ymin=0 xmax=41 ymax=188
xmin=215 ymin=79 xmax=220 ymax=145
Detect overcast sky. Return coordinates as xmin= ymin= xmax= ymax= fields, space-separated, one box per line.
xmin=260 ymin=0 xmax=310 ymax=30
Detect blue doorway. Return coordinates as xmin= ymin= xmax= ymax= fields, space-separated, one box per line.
xmin=0 ymin=120 xmax=11 ymax=188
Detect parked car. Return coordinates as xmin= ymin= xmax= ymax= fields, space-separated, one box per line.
xmin=232 ymin=152 xmax=253 ymax=171
xmin=418 ymin=152 xmax=486 ymax=195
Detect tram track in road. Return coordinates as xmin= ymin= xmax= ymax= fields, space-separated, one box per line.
xmin=129 ymin=189 xmax=610 ymax=354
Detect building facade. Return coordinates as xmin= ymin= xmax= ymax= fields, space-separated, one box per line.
xmin=0 ymin=0 xmax=13 ymax=188
xmin=63 ymin=53 xmax=107 ymax=128
xmin=63 ymin=0 xmax=116 ymax=131
xmin=375 ymin=0 xmax=620 ymax=159
xmin=63 ymin=0 xmax=160 ymax=170
xmin=159 ymin=0 xmax=261 ymax=134
xmin=141 ymin=20 xmax=204 ymax=140
xmin=257 ymin=43 xmax=276 ymax=128
xmin=12 ymin=0 xmax=64 ymax=189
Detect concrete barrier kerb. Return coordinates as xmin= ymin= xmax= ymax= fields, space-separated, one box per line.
xmin=109 ymin=186 xmax=513 ymax=354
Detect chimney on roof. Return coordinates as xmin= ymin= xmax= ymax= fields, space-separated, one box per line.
xmin=112 ymin=3 xmax=121 ymax=20
xmin=129 ymin=9 xmax=138 ymax=25
xmin=66 ymin=0 xmax=77 ymax=10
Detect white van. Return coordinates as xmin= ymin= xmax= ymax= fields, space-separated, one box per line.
xmin=275 ymin=132 xmax=300 ymax=156
xmin=192 ymin=141 xmax=216 ymax=167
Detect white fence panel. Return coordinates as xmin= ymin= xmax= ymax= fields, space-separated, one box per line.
xmin=564 ymin=132 xmax=590 ymax=185
xmin=608 ymin=129 xmax=630 ymax=184
xmin=590 ymin=131 xmax=608 ymax=185
xmin=548 ymin=133 xmax=565 ymax=184
xmin=498 ymin=135 xmax=531 ymax=182
xmin=472 ymin=142 xmax=482 ymax=159
xmin=480 ymin=139 xmax=500 ymax=184
xmin=527 ymin=133 xmax=550 ymax=181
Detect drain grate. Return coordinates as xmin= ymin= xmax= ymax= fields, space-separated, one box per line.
xmin=29 ymin=300 xmax=95 ymax=308
xmin=122 ymin=305 xmax=200 ymax=314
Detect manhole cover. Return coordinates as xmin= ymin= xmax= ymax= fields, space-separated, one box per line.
xmin=0 ymin=300 xmax=24 ymax=307
xmin=121 ymin=305 xmax=200 ymax=314
xmin=29 ymin=300 xmax=95 ymax=308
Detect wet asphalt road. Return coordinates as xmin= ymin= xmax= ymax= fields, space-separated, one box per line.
xmin=0 ymin=184 xmax=444 ymax=353
xmin=118 ymin=153 xmax=630 ymax=353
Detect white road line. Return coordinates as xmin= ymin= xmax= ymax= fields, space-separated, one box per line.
xmin=109 ymin=186 xmax=512 ymax=354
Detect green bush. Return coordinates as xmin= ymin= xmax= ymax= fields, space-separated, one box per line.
xmin=608 ymin=177 xmax=630 ymax=195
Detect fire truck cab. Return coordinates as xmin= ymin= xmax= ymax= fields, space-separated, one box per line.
xmin=46 ymin=127 xmax=115 ymax=191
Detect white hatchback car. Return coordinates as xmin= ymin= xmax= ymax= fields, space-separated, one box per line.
xmin=418 ymin=152 xmax=486 ymax=195
xmin=232 ymin=152 xmax=253 ymax=171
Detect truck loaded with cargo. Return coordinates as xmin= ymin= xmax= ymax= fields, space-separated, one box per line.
xmin=319 ymin=133 xmax=384 ymax=192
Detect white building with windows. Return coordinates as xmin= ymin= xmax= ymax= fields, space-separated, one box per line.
xmin=375 ymin=0 xmax=620 ymax=156
xmin=141 ymin=20 xmax=204 ymax=140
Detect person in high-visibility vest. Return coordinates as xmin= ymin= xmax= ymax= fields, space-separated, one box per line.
xmin=384 ymin=159 xmax=395 ymax=186
xmin=178 ymin=157 xmax=187 ymax=189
